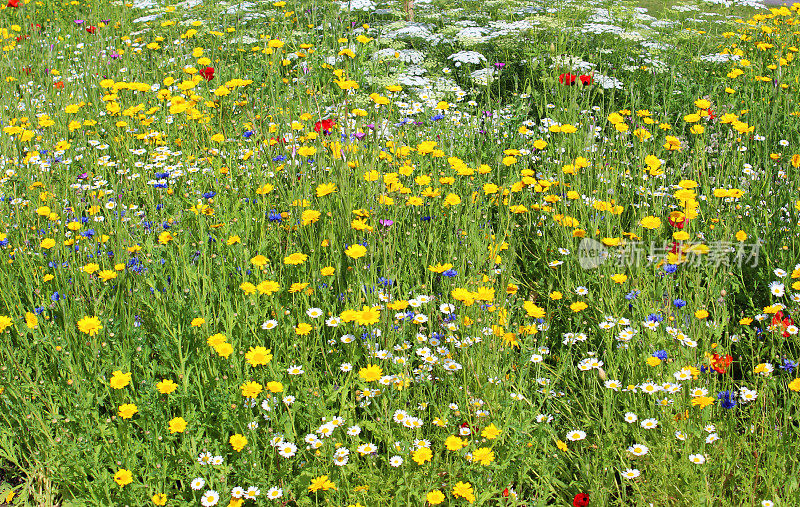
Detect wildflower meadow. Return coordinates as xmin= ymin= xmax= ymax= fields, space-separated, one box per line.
xmin=1 ymin=0 xmax=800 ymax=504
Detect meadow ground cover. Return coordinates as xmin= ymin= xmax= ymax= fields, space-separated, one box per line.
xmin=1 ymin=0 xmax=800 ymax=504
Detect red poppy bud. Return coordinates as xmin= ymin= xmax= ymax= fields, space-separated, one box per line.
xmin=502 ymin=488 xmax=510 ymax=498
xmin=86 ymin=26 xmax=97 ymax=34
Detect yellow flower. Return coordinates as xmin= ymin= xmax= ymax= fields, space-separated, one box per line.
xmin=289 ymin=282 xmax=309 ymax=293
xmin=308 ymin=475 xmax=336 ymax=493
xmin=523 ymin=301 xmax=545 ymax=318
xmin=215 ymin=342 xmax=233 ymax=359
xmin=556 ymin=440 xmax=568 ymax=452
xmin=156 ymin=379 xmax=178 ymax=394
xmin=610 ymin=274 xmax=628 ymax=284
xmin=40 ymin=238 xmax=56 ymax=249
xmin=168 ymin=417 xmax=187 ymax=434
xmin=640 ymin=216 xmax=661 ymax=229
xmin=0 ymin=316 xmax=12 ymax=332
xmin=445 ymin=435 xmax=467 ymax=451
xmin=297 ymin=146 xmax=317 ymax=157
xmin=321 ymin=266 xmax=335 ymax=276
xmin=98 ymin=270 xmax=117 ymax=282
xmin=118 ymin=403 xmax=138 ymax=419
xmin=345 ymin=244 xmax=367 ymax=259
xmin=295 ymin=322 xmax=312 ymax=335
xmin=411 ymin=446 xmax=432 ymax=465
xmin=735 ymin=230 xmax=747 ymax=242
xmin=25 ymin=312 xmax=38 ymax=329
xmin=646 ymin=356 xmax=662 ymax=367
xmin=472 ymin=447 xmax=495 ymax=465
xmin=788 ymin=378 xmax=800 ymax=391
xmin=246 ymin=346 xmax=273 ymax=366
xmin=152 ymin=493 xmax=167 ymax=505
xmin=302 ymin=209 xmax=321 ymax=225
xmin=214 ymin=86 xmax=230 ymax=97
xmin=355 ymin=306 xmax=380 ymax=326
xmin=452 ymin=481 xmax=475 ymax=503
xmin=229 ymin=433 xmax=247 ymax=452
xmin=426 ymin=490 xmax=445 ymax=505
xmin=692 ymin=396 xmax=715 ymax=409
xmin=533 ymin=139 xmax=548 ymax=150
xmin=570 ymin=301 xmax=588 ymax=313
xmin=694 ymin=309 xmax=709 ymax=319
xmin=444 ymin=193 xmax=462 ymax=206
xmin=190 ymin=318 xmax=205 ymax=327
xmin=109 ymin=370 xmax=131 ymax=389
xmin=157 ymin=231 xmax=173 ymax=244
xmin=114 ymin=469 xmax=133 ymax=488
xmin=283 ymin=252 xmax=308 ymax=265
xmin=267 ymin=381 xmax=284 ymax=393
xmin=359 ymin=364 xmax=382 ymax=382
xmin=78 ymin=316 xmax=103 ymax=336
xmin=481 ymin=423 xmax=501 ymax=439
xmin=316 ymin=182 xmax=337 ymax=197
xmin=226 ymin=235 xmax=241 ymax=245
xmin=240 ymin=381 xmax=263 ymax=398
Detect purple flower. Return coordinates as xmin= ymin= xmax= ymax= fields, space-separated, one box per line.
xmin=379 ymin=219 xmax=394 ymax=227
xmin=74 ymin=19 xmax=84 ymax=24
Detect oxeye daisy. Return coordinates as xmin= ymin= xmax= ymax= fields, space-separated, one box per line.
xmin=266 ymin=487 xmax=283 ymax=500
xmin=621 ymin=468 xmax=641 ymax=479
xmin=566 ymin=430 xmax=586 ymax=441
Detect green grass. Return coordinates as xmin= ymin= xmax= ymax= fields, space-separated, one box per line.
xmin=0 ymin=0 xmax=799 ymax=505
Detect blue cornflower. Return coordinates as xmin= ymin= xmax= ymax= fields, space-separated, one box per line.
xmin=432 ymin=114 xmax=445 ymax=121
xmin=673 ymin=299 xmax=687 ymax=308
xmin=652 ymin=350 xmax=668 ymax=361
xmin=202 ymin=191 xmax=217 ymax=199
xmin=647 ymin=313 xmax=663 ymax=323
xmin=625 ymin=290 xmax=640 ymax=300
xmin=243 ymin=130 xmax=253 ymax=138
xmin=717 ymin=391 xmax=736 ymax=409
xmin=268 ymin=210 xmax=283 ymax=222
xmin=442 ymin=269 xmax=457 ymax=278
xmin=664 ymin=264 xmax=678 ymax=274
xmin=780 ymin=359 xmax=797 ymax=374
xmin=272 ymin=155 xmax=287 ymax=162
xmin=154 ymin=171 xmax=170 ymax=179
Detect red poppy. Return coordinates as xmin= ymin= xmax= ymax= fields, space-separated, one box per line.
xmin=573 ymin=493 xmax=590 ymax=507
xmin=709 ymin=354 xmax=733 ymax=374
xmin=7 ymin=0 xmax=19 ymax=8
xmin=86 ymin=26 xmax=97 ymax=34
xmin=559 ymin=73 xmax=577 ymax=86
xmin=502 ymin=488 xmax=510 ymax=498
xmin=772 ymin=311 xmax=794 ymax=338
xmin=579 ymin=74 xmax=592 ymax=86
xmin=54 ymin=81 xmax=64 ymax=90
xmin=667 ymin=214 xmax=686 ymax=229
xmin=706 ymin=108 xmax=716 ymax=120
xmin=314 ymin=118 xmax=336 ymax=134
xmin=22 ymin=66 xmax=32 ymax=75
xmin=199 ymin=66 xmax=214 ymax=81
